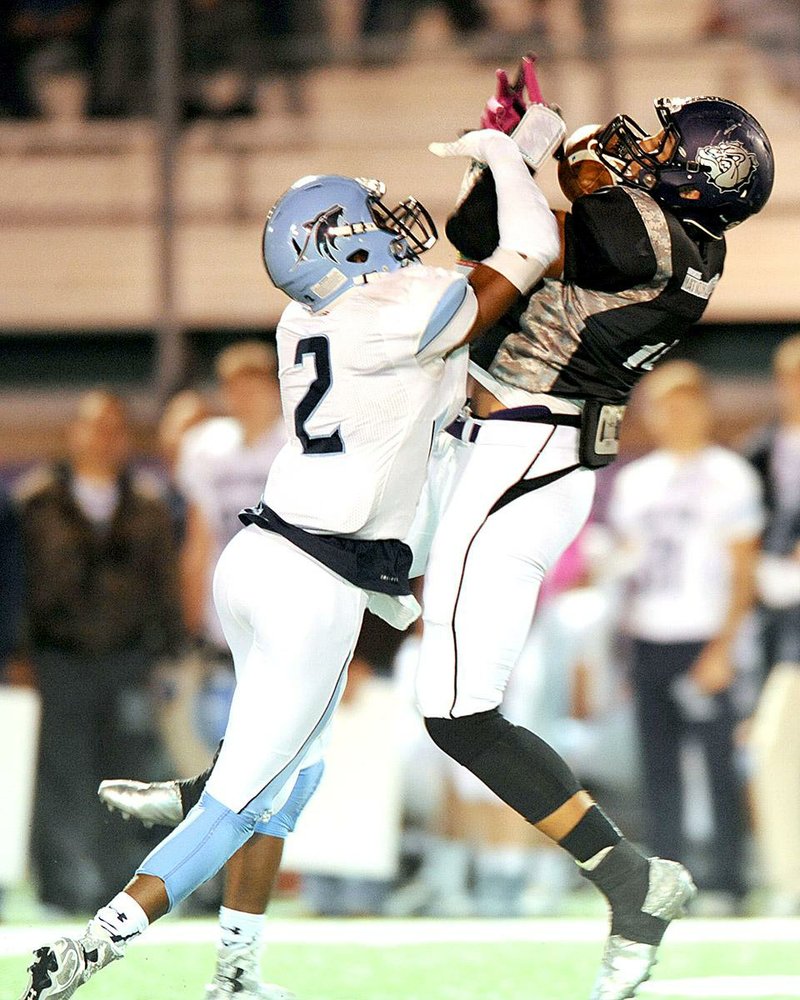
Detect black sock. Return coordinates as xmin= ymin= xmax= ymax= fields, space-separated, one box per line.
xmin=558 ymin=805 xmax=622 ymax=863
xmin=581 ymin=840 xmax=669 ymax=945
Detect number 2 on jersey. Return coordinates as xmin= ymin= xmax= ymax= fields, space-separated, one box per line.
xmin=293 ymin=336 xmax=344 ymax=455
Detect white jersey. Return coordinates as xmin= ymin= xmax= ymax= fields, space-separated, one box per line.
xmin=608 ymin=445 xmax=764 ymax=642
xmin=263 ymin=265 xmax=477 ymax=539
xmin=178 ymin=416 xmax=286 ymax=642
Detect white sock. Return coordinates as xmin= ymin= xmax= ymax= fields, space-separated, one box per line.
xmin=95 ymin=892 xmax=149 ymax=946
xmin=577 ymin=845 xmax=614 ymax=871
xmin=219 ymin=906 xmax=265 ymax=949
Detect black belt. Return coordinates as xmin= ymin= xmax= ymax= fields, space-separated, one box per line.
xmin=239 ymin=502 xmax=413 ymax=596
xmin=446 ymin=404 xmax=582 ymax=443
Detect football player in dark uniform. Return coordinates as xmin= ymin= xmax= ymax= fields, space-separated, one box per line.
xmin=416 ymin=92 xmax=774 ymax=1000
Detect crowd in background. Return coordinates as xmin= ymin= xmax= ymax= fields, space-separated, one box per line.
xmin=0 ymin=0 xmax=328 ymax=120
xmin=2 ymin=0 xmax=799 ymax=122
xmin=2 ymin=335 xmax=800 ymax=922
xmin=704 ymin=0 xmax=800 ymax=97
xmin=0 ymin=0 xmax=559 ymax=122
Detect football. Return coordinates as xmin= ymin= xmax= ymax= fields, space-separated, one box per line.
xmin=557 ymin=123 xmax=616 ymax=202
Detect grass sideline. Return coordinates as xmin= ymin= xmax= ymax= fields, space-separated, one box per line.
xmin=2 ymin=918 xmax=799 ymax=1000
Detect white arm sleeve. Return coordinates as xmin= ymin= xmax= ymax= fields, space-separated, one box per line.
xmin=481 ymin=137 xmax=560 ymax=292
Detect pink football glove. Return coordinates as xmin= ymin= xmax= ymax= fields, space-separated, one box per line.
xmin=479 ymin=53 xmax=545 ymax=134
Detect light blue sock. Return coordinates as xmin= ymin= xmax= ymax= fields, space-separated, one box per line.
xmin=137 ymin=792 xmax=258 ymax=910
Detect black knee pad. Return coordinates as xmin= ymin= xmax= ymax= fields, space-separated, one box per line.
xmin=425 ymin=710 xmax=581 ymax=824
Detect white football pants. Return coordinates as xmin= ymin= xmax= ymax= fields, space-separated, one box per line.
xmin=416 ymin=418 xmax=595 ymax=719
xmin=206 ymin=524 xmax=367 ymax=814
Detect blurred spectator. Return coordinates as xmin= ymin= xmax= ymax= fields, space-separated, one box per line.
xmin=748 ymin=333 xmax=800 ymax=915
xmin=87 ymin=0 xmax=325 ymax=121
xmin=521 ymin=0 xmax=610 ymax=59
xmin=8 ymin=1 xmax=100 ymax=118
xmin=83 ymin=0 xmax=149 ymax=118
xmin=362 ymin=0 xmax=488 ymax=38
xmin=182 ymin=0 xmax=259 ymax=121
xmin=15 ymin=390 xmax=183 ymax=913
xmin=0 ymin=485 xmax=24 ymax=672
xmin=608 ymin=361 xmax=763 ymax=912
xmin=182 ymin=0 xmax=326 ymax=121
xmin=249 ymin=0 xmax=326 ymax=117
xmin=360 ymin=0 xmax=488 ymax=63
xmin=0 ymin=3 xmax=40 ymax=117
xmin=0 ymin=0 xmax=123 ymax=120
xmin=176 ymin=342 xmax=284 ymax=747
xmin=156 ymin=388 xmax=211 ymax=544
xmin=703 ymin=0 xmax=800 ymax=95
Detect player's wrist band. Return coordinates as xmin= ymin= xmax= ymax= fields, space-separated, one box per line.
xmin=482 ymin=246 xmax=550 ymax=293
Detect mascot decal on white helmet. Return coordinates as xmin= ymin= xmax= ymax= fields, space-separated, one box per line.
xmin=292 ymin=204 xmax=347 ymax=265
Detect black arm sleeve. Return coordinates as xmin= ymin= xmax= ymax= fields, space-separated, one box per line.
xmin=468 ymin=294 xmax=529 ymax=371
xmin=445 ymin=167 xmax=500 ymax=263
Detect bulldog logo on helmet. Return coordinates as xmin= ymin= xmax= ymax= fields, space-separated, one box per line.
xmin=696 ymin=140 xmax=758 ymax=193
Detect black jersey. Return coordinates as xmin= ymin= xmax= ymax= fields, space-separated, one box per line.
xmin=472 ymin=185 xmax=726 ymax=403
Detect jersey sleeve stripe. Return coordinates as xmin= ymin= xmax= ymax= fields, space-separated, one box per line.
xmin=416 ymin=278 xmax=470 ymax=356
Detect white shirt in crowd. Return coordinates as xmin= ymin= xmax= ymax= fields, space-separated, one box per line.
xmin=771 ymin=425 xmax=800 ymax=511
xmin=70 ymin=476 xmax=120 ymax=526
xmin=177 ymin=416 xmax=286 ymax=644
xmin=609 ymin=445 xmax=765 ymax=643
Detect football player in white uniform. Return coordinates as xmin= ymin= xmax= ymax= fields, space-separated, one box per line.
xmin=100 ymin=341 xmax=320 ymax=1000
xmin=18 ymin=126 xmax=560 ymax=1000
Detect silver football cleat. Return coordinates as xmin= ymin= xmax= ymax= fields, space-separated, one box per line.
xmin=205 ymin=943 xmax=296 ymax=1000
xmin=589 ymin=936 xmax=661 ymax=1000
xmin=589 ymin=858 xmax=696 ymax=1000
xmin=18 ymin=921 xmax=123 ymax=1000
xmin=98 ymin=779 xmax=184 ymax=828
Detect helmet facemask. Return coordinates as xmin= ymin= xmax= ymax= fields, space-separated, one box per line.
xmin=358 ymin=179 xmax=438 ymax=260
xmin=317 ymin=179 xmax=437 ymax=266
xmin=592 ymin=115 xmax=681 ymax=192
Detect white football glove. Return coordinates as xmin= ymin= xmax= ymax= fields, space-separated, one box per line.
xmin=429 ymin=128 xmax=521 ymax=165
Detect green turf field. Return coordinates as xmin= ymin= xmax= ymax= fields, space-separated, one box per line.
xmin=2 ymin=919 xmax=799 ymax=1000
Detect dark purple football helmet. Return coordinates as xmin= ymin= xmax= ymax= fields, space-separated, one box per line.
xmin=592 ymin=96 xmax=774 ymax=238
